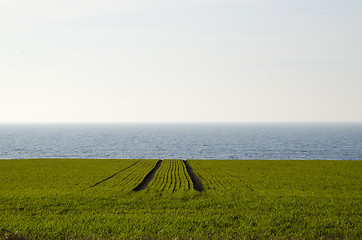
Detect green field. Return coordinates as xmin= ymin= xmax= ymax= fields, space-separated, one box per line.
xmin=0 ymin=159 xmax=361 ymax=239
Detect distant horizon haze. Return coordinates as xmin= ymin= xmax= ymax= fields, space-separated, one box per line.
xmin=1 ymin=123 xmax=361 ymax=160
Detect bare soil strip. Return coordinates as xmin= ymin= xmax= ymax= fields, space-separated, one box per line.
xmin=89 ymin=161 xmax=140 ymax=188
xmin=183 ymin=160 xmax=205 ymax=192
xmin=133 ymin=160 xmax=162 ymax=191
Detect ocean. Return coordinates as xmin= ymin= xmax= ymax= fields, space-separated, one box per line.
xmin=0 ymin=123 xmax=361 ymax=160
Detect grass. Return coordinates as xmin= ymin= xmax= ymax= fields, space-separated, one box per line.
xmin=0 ymin=159 xmax=361 ymax=239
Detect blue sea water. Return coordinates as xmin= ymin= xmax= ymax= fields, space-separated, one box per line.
xmin=0 ymin=123 xmax=361 ymax=160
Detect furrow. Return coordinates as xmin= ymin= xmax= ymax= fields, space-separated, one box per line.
xmin=133 ymin=160 xmax=162 ymax=191
xmin=183 ymin=160 xmax=205 ymax=192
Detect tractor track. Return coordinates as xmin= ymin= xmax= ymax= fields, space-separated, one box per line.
xmin=183 ymin=160 xmax=205 ymax=192
xmin=133 ymin=160 xmax=162 ymax=191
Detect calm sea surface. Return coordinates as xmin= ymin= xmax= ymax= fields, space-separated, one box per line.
xmin=0 ymin=123 xmax=361 ymax=160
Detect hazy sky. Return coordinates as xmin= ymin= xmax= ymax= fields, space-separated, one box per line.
xmin=1 ymin=0 xmax=362 ymax=122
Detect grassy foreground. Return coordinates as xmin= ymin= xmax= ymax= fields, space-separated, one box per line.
xmin=0 ymin=159 xmax=361 ymax=239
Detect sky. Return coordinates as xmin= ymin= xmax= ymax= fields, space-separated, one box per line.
xmin=1 ymin=0 xmax=362 ymax=123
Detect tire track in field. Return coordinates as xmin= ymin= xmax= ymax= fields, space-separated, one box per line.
xmin=133 ymin=160 xmax=162 ymax=191
xmin=183 ymin=160 xmax=205 ymax=192
xmin=89 ymin=161 xmax=139 ymax=188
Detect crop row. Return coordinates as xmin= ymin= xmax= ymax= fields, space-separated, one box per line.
xmin=188 ymin=160 xmax=237 ymax=190
xmin=147 ymin=160 xmax=192 ymax=191
xmin=0 ymin=159 xmax=142 ymax=195
xmin=96 ymin=159 xmax=159 ymax=191
xmin=188 ymin=160 xmax=362 ymax=196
